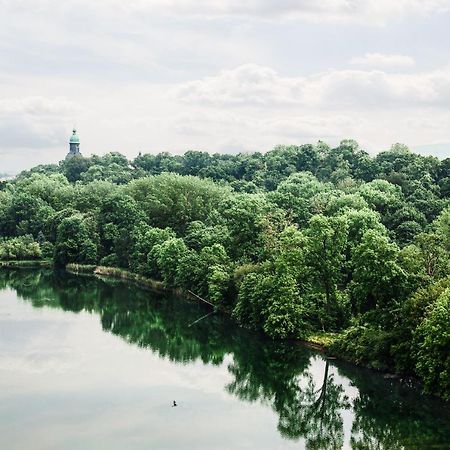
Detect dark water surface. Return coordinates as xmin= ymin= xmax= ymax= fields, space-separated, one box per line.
xmin=0 ymin=269 xmax=449 ymax=450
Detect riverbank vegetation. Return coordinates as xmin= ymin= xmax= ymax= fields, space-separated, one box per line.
xmin=66 ymin=263 xmax=173 ymax=293
xmin=0 ymin=141 xmax=449 ymax=399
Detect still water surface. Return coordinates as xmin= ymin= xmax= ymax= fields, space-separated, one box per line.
xmin=0 ymin=269 xmax=449 ymax=449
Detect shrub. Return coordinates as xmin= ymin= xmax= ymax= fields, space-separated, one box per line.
xmin=413 ymin=289 xmax=450 ymax=400
xmin=0 ymin=235 xmax=42 ymax=260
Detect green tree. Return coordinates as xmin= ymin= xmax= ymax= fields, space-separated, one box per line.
xmin=54 ymin=214 xmax=98 ymax=267
xmin=9 ymin=192 xmax=54 ymax=238
xmin=97 ymin=192 xmax=145 ymax=266
xmin=269 ymin=172 xmax=331 ymax=225
xmin=184 ymin=221 xmax=230 ymax=251
xmin=60 ymin=156 xmax=93 ymax=182
xmin=305 ymin=215 xmax=348 ymax=315
xmin=350 ymin=230 xmax=405 ymax=311
xmin=217 ymin=193 xmax=279 ymax=261
xmin=359 ymin=179 xmax=403 ymax=217
xmin=126 ymin=173 xmax=229 ymax=233
xmin=130 ymin=224 xmax=175 ymax=276
xmin=433 ymin=206 xmax=450 ymax=250
xmin=154 ymin=238 xmax=190 ymax=285
xmin=413 ymin=289 xmax=450 ymax=400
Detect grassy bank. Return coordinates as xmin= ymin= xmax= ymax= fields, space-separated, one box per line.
xmin=0 ymin=259 xmax=53 ymax=269
xmin=66 ymin=264 xmax=184 ymax=297
xmin=302 ymin=332 xmax=339 ymax=351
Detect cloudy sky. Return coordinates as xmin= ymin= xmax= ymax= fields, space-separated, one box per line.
xmin=1 ymin=0 xmax=450 ymax=173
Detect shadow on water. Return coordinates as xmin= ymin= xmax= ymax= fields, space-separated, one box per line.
xmin=1 ymin=268 xmax=449 ymax=449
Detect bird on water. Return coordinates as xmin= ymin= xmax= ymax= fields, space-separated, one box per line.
xmin=172 ymin=400 xmax=177 ymax=407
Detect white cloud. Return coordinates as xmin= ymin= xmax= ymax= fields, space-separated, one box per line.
xmin=173 ymin=63 xmax=450 ymax=109
xmin=1 ymin=0 xmax=450 ymax=171
xmin=2 ymin=0 xmax=450 ymax=23
xmin=0 ymin=96 xmax=78 ymax=154
xmin=0 ymin=96 xmax=78 ymax=117
xmin=350 ymin=53 xmax=415 ymax=68
xmin=114 ymin=0 xmax=450 ymax=23
xmin=172 ymin=111 xmax=356 ymax=141
xmin=172 ymin=64 xmax=301 ymax=106
xmin=0 ymin=118 xmax=65 ymax=150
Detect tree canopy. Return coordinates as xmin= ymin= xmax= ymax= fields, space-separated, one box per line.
xmin=1 ymin=140 xmax=449 ymax=400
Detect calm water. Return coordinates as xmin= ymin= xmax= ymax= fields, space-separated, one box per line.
xmin=0 ymin=269 xmax=449 ymax=450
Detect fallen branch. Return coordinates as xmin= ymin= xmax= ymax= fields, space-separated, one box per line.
xmin=187 ymin=290 xmax=215 ymax=307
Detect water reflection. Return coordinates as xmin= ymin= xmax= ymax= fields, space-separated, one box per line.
xmin=1 ymin=269 xmax=449 ymax=449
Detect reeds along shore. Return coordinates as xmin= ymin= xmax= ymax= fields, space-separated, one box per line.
xmin=0 ymin=260 xmax=53 ymax=268
xmin=66 ymin=263 xmax=182 ymax=295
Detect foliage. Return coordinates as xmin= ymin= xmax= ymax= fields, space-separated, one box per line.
xmin=413 ymin=289 xmax=450 ymax=400
xmin=0 ymin=235 xmax=41 ymax=260
xmin=54 ymin=214 xmax=98 ymax=267
xmin=2 ymin=139 xmax=450 ymax=399
xmin=350 ymin=230 xmax=405 ymax=312
xmin=125 ymin=173 xmax=229 ymax=233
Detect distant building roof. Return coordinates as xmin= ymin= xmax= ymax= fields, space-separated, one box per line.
xmin=69 ymin=128 xmax=80 ymax=144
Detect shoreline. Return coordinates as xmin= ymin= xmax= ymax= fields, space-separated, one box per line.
xmin=64 ymin=264 xmax=427 ymax=387
xmin=65 ymin=263 xmax=204 ymax=305
xmin=65 ymin=263 xmax=427 ymax=386
xmin=0 ymin=262 xmax=435 ymax=396
xmin=0 ymin=260 xmax=53 ymax=269
xmin=66 ymin=263 xmax=333 ymax=352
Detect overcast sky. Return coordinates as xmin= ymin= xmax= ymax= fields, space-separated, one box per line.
xmin=1 ymin=0 xmax=450 ymax=173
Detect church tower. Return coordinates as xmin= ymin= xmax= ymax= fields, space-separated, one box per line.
xmin=66 ymin=128 xmax=82 ymax=160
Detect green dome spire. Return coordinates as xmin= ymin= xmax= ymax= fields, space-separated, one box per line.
xmin=69 ymin=128 xmax=80 ymax=144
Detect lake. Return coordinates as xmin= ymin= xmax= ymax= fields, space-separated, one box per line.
xmin=0 ymin=269 xmax=449 ymax=449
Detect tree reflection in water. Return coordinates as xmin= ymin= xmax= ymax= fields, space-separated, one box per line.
xmin=275 ymin=360 xmax=351 ymax=449
xmin=1 ymin=269 xmax=450 ymax=449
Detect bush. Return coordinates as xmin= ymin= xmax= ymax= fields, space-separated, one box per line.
xmin=99 ymin=253 xmax=119 ymax=267
xmin=330 ymin=324 xmax=398 ymax=371
xmin=0 ymin=235 xmax=42 ymax=260
xmin=233 ymin=271 xmax=307 ymax=339
xmin=413 ymin=289 xmax=450 ymax=400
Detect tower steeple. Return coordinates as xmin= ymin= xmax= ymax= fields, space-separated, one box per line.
xmin=66 ymin=128 xmax=82 ymax=160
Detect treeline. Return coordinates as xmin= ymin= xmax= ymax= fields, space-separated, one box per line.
xmin=0 ymin=140 xmax=449 ymax=400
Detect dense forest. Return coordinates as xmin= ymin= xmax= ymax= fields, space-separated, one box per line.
xmin=0 ymin=140 xmax=449 ymax=400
